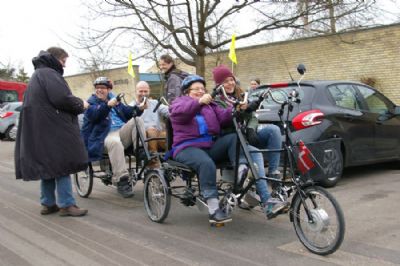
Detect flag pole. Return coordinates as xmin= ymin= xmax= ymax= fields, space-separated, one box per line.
xmin=127 ymin=51 xmax=136 ymax=100
xmin=228 ymin=33 xmax=237 ymax=74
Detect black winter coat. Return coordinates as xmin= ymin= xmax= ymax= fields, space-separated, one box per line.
xmin=14 ymin=51 xmax=88 ymax=181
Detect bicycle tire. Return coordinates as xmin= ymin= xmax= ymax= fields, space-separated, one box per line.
xmin=73 ymin=164 xmax=94 ymax=198
xmin=143 ymin=170 xmax=171 ymax=223
xmin=291 ymin=186 xmax=345 ymax=255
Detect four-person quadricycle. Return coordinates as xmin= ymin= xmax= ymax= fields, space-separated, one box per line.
xmin=74 ymin=65 xmax=345 ymax=256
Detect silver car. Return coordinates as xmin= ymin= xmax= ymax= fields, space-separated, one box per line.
xmin=0 ymin=102 xmax=22 ymax=140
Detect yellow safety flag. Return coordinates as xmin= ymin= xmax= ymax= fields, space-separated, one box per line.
xmin=127 ymin=52 xmax=135 ymax=78
xmin=228 ymin=34 xmax=237 ymax=65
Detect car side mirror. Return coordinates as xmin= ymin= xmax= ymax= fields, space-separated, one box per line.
xmin=377 ymin=113 xmax=389 ymax=122
xmin=297 ymin=64 xmax=306 ymax=75
xmin=394 ymin=106 xmax=400 ymax=115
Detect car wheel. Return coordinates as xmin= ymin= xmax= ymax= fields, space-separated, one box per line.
xmin=319 ymin=145 xmax=344 ymax=188
xmin=4 ymin=125 xmax=16 ymax=141
xmin=6 ymin=125 xmax=18 ymax=141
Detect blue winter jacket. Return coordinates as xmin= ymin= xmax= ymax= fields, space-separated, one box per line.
xmin=81 ymin=93 xmax=143 ymax=161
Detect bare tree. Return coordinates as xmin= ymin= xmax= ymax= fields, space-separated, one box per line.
xmin=77 ymin=0 xmax=334 ymax=76
xmin=291 ymin=0 xmax=392 ymax=37
xmin=76 ymin=0 xmax=398 ymax=76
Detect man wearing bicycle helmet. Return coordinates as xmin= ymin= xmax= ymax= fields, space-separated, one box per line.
xmin=169 ymin=74 xmax=240 ymax=224
xmin=81 ymin=77 xmax=146 ymax=198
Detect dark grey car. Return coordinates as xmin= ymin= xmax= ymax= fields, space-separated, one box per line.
xmin=251 ymin=81 xmax=400 ymax=187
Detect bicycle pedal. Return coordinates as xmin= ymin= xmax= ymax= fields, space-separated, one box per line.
xmin=267 ymin=212 xmax=279 ymax=220
xmin=282 ymin=205 xmax=290 ymax=213
xmin=267 ymin=207 xmax=287 ymax=219
xmin=210 ymin=222 xmax=225 ymax=227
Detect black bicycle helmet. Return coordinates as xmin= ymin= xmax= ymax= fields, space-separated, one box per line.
xmin=181 ymin=75 xmax=206 ymax=94
xmin=93 ymin=77 xmax=113 ymax=89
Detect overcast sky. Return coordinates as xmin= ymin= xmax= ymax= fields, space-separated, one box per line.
xmin=2 ymin=0 xmax=399 ymax=77
xmin=0 ymin=0 xmax=86 ymax=76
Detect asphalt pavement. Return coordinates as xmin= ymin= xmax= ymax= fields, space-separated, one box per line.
xmin=0 ymin=140 xmax=399 ymax=266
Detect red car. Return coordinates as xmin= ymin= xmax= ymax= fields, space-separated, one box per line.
xmin=0 ymin=80 xmax=27 ymax=103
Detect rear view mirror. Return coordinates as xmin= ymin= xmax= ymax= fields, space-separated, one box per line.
xmin=394 ymin=106 xmax=400 ymax=115
xmin=297 ymin=64 xmax=306 ymax=75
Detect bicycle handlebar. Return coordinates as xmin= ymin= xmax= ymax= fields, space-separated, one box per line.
xmin=215 ymin=85 xmax=248 ymax=105
xmin=153 ymin=96 xmax=169 ymax=113
xmin=138 ymin=97 xmax=147 ymax=108
xmin=116 ymin=93 xmax=125 ymax=102
xmin=255 ymin=85 xmax=301 ymax=106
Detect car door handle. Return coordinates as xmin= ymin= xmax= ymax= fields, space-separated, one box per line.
xmin=343 ymin=114 xmax=354 ymax=120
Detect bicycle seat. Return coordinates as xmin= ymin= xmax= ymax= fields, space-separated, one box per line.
xmin=165 ymin=159 xmax=193 ymax=171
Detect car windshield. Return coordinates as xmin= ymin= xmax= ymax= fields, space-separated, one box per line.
xmin=0 ymin=90 xmax=19 ymax=103
xmin=249 ymin=85 xmax=315 ymax=108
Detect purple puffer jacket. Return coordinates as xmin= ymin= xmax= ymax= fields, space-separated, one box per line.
xmin=169 ymin=96 xmax=233 ymax=157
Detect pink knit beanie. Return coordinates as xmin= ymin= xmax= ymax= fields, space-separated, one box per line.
xmin=212 ymin=65 xmax=235 ymax=85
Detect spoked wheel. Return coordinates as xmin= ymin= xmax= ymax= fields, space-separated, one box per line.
xmin=291 ymin=186 xmax=345 ymax=255
xmin=143 ymin=170 xmax=171 ymax=223
xmin=74 ymin=164 xmax=94 ymax=198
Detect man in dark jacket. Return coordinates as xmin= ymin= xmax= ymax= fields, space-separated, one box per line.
xmin=15 ymin=47 xmax=88 ymax=217
xmin=159 ymin=54 xmax=188 ymax=104
xmin=81 ymin=77 xmax=146 ymax=197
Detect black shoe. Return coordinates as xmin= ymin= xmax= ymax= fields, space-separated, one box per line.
xmin=117 ymin=176 xmax=134 ymax=198
xmin=209 ymin=209 xmax=232 ymax=223
xmin=40 ymin=205 xmax=60 ymax=215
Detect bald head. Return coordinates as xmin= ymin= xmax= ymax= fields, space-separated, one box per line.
xmin=136 ymin=81 xmax=150 ymax=101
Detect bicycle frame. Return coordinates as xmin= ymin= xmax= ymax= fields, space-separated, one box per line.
xmin=217 ymin=84 xmax=314 ymax=212
xmin=254 ymin=85 xmax=321 ymax=222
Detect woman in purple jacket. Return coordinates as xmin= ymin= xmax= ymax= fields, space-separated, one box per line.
xmin=169 ymin=75 xmax=235 ymax=224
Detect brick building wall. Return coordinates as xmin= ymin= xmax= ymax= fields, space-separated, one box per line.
xmin=65 ymin=66 xmax=140 ymax=103
xmin=204 ymin=23 xmax=400 ymax=104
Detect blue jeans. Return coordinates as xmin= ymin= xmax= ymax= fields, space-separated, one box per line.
xmin=40 ymin=175 xmax=76 ymax=208
xmin=246 ymin=145 xmax=270 ymax=204
xmin=175 ymin=133 xmax=237 ymax=199
xmin=257 ymin=124 xmax=282 ymax=174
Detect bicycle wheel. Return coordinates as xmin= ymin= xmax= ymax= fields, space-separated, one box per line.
xmin=291 ymin=186 xmax=345 ymax=255
xmin=74 ymin=164 xmax=94 ymax=198
xmin=143 ymin=170 xmax=171 ymax=223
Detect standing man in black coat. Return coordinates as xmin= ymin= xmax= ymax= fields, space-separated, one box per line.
xmin=15 ymin=47 xmax=89 ymax=217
